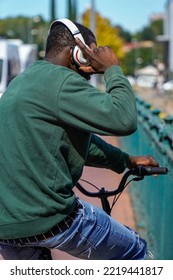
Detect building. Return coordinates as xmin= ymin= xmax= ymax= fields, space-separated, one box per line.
xmin=157 ymin=0 xmax=173 ymax=75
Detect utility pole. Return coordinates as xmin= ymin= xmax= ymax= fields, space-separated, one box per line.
xmin=73 ymin=0 xmax=77 ymax=21
xmin=90 ymin=0 xmax=96 ymax=35
xmin=50 ymin=0 xmax=56 ymax=23
xmin=67 ymin=0 xmax=77 ymax=21
xmin=90 ymin=0 xmax=97 ymax=87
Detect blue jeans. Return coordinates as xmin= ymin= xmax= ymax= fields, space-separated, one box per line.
xmin=0 ymin=199 xmax=147 ymax=260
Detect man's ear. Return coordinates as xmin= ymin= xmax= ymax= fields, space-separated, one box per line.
xmin=61 ymin=46 xmax=74 ymax=67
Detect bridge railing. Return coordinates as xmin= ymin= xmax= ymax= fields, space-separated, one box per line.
xmin=120 ymin=97 xmax=173 ymax=260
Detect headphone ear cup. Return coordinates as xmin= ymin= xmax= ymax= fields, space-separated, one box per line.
xmin=73 ymin=46 xmax=89 ymax=66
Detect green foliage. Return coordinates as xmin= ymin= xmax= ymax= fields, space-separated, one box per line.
xmin=116 ymin=25 xmax=132 ymax=43
xmin=151 ymin=19 xmax=163 ymax=36
xmin=135 ymin=19 xmax=163 ymax=41
xmin=122 ymin=45 xmax=164 ymax=76
xmin=121 ymin=19 xmax=164 ymax=75
xmin=121 ymin=50 xmax=136 ymax=76
xmin=0 ymin=17 xmax=28 ymax=41
xmin=0 ymin=16 xmax=48 ymax=59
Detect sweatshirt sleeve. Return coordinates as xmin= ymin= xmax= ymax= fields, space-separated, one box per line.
xmin=57 ymin=65 xmax=137 ymax=136
xmin=86 ymin=134 xmax=130 ymax=174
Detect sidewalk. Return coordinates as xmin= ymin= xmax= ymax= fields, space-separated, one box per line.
xmin=136 ymin=87 xmax=173 ymax=116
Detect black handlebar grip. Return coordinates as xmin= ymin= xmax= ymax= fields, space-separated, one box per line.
xmin=142 ymin=166 xmax=168 ymax=175
xmin=132 ymin=165 xmax=168 ymax=176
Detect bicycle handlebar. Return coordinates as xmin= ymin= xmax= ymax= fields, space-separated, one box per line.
xmin=130 ymin=165 xmax=168 ymax=176
xmin=75 ymin=165 xmax=168 ymax=198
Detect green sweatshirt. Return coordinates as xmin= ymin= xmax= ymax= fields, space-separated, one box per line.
xmin=0 ymin=61 xmax=137 ymax=239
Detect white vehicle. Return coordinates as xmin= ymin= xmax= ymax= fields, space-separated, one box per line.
xmin=0 ymin=39 xmax=21 ymax=97
xmin=18 ymin=44 xmax=38 ymax=72
xmin=8 ymin=39 xmax=38 ymax=72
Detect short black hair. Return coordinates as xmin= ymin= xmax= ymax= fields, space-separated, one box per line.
xmin=45 ymin=21 xmax=96 ymax=56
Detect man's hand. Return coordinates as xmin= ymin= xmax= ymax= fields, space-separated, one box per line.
xmin=75 ymin=38 xmax=119 ymax=74
xmin=128 ymin=155 xmax=159 ymax=169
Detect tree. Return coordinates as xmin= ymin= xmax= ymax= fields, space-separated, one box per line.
xmin=121 ymin=50 xmax=136 ymax=75
xmin=137 ymin=27 xmax=154 ymax=41
xmin=82 ymin=9 xmax=125 ymax=60
xmin=151 ymin=19 xmax=163 ymax=37
xmin=115 ymin=25 xmax=132 ymax=43
xmin=135 ymin=19 xmax=163 ymax=41
xmin=120 ymin=18 xmax=164 ymax=75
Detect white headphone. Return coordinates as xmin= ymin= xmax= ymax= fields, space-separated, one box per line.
xmin=49 ymin=18 xmax=90 ymax=66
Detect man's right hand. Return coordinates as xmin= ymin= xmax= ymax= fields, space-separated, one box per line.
xmin=128 ymin=155 xmax=159 ymax=169
xmin=75 ymin=38 xmax=119 ymax=74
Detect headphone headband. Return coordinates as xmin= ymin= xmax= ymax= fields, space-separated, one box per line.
xmin=49 ymin=18 xmax=85 ymax=44
xmin=49 ymin=18 xmax=89 ymax=66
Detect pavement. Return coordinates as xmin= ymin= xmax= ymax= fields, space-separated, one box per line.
xmin=136 ymin=87 xmax=173 ymax=117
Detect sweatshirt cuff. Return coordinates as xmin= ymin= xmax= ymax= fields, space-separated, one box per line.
xmin=123 ymin=152 xmax=131 ymax=169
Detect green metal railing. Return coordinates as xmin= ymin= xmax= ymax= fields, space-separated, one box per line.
xmin=120 ymin=97 xmax=173 ymax=260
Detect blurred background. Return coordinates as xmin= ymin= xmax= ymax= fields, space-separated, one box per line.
xmin=0 ymin=0 xmax=172 ymax=98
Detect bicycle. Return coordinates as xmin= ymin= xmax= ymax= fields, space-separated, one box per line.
xmin=75 ymin=165 xmax=168 ymax=215
xmin=42 ymin=165 xmax=168 ymax=259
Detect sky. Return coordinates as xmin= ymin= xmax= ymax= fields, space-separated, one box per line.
xmin=0 ymin=0 xmax=166 ymax=33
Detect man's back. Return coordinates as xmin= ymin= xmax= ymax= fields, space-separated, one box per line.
xmin=0 ymin=61 xmax=86 ymax=239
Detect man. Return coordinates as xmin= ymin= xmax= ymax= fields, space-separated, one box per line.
xmin=0 ymin=19 xmax=158 ymax=260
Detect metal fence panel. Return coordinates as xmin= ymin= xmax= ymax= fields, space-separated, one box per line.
xmin=120 ymin=97 xmax=173 ymax=260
